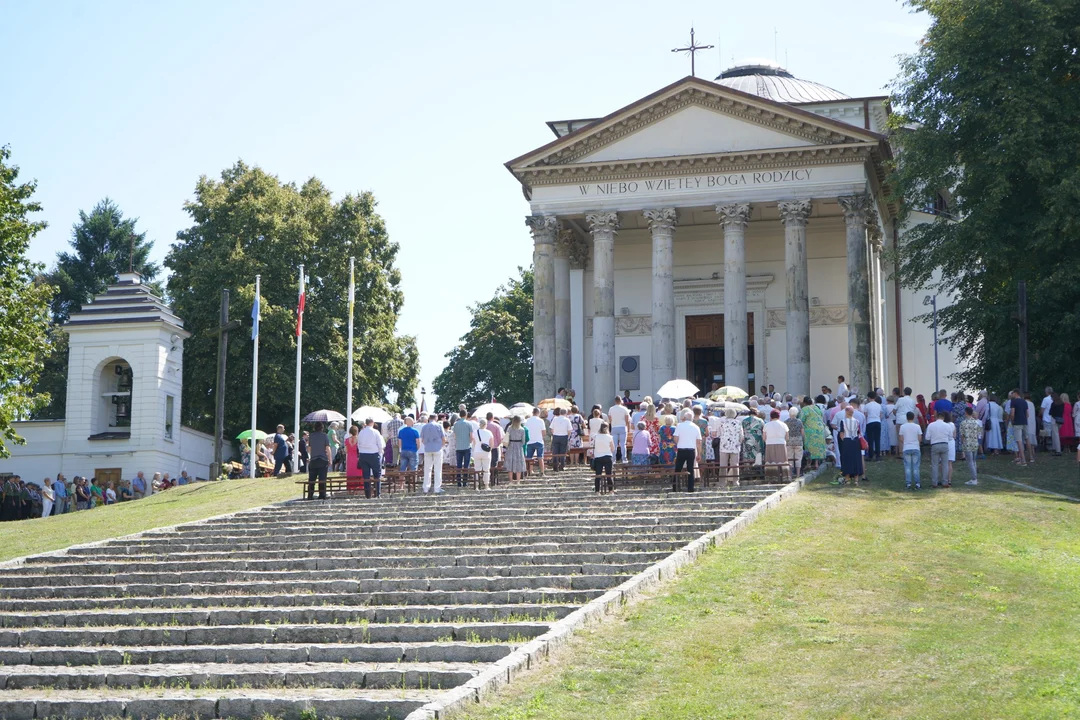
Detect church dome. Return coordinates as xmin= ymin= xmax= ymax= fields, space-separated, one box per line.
xmin=714 ymin=61 xmax=849 ymax=103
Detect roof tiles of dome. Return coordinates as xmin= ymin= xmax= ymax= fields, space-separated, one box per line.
xmin=714 ymin=61 xmax=849 ymax=104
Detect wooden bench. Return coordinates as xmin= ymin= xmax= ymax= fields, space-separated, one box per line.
xmin=294 ymin=473 xmax=353 ymax=499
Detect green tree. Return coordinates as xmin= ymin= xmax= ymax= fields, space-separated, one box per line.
xmin=889 ymin=0 xmax=1080 ymax=392
xmin=0 ymin=146 xmax=55 ymax=457
xmin=432 ymin=268 xmax=533 ymax=411
xmin=166 ymin=161 xmax=418 ymax=435
xmin=33 ymin=199 xmax=159 ymax=417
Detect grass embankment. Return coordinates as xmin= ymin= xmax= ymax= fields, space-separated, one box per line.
xmin=0 ymin=475 xmax=302 ymax=563
xmin=465 ymin=459 xmax=1080 ymax=719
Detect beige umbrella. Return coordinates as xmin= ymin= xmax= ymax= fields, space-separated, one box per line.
xmin=537 ymin=397 xmax=572 ymax=411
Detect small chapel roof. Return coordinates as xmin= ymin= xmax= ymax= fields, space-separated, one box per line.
xmin=714 ymin=61 xmax=849 ymax=103
xmin=65 ymin=271 xmax=187 ymax=332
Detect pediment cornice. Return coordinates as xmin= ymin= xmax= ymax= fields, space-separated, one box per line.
xmin=507 ymin=77 xmax=883 ymax=173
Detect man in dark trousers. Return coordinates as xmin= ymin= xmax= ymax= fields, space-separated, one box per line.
xmin=271 ymin=424 xmax=290 ymax=476
xmin=305 ymin=423 xmax=332 ymax=500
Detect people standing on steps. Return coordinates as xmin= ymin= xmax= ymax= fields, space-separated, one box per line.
xmin=270 ymin=424 xmax=290 ymax=476
xmin=673 ymin=410 xmax=702 ymax=492
xmin=452 ymin=414 xmax=474 ymax=487
xmin=344 ymin=424 xmax=362 ymax=494
xmin=397 ymin=417 xmax=420 ymax=473
xmin=503 ymin=415 xmax=527 ymax=481
xmin=591 ymin=422 xmax=615 ymax=493
xmin=384 ymin=413 xmax=404 ymax=468
xmin=836 ymin=405 xmax=864 ymax=486
xmin=305 ymin=422 xmax=332 ymax=500
xmin=863 ymin=391 xmax=882 ymax=461
xmin=419 ymin=416 xmax=445 ymax=494
xmin=631 ymin=421 xmax=651 ymax=466
xmin=486 ymin=412 xmax=503 ymax=468
xmin=472 ymin=419 xmax=494 ymax=489
xmin=548 ymin=407 xmax=571 ymax=472
xmin=607 ymin=396 xmax=631 ymax=464
xmin=524 ymin=407 xmax=547 ymax=477
xmin=357 ymin=417 xmax=385 ymax=499
xmin=762 ymin=410 xmax=790 ymax=480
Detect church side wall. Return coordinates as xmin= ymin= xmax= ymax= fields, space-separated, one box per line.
xmin=0 ymin=422 xmax=66 ymax=484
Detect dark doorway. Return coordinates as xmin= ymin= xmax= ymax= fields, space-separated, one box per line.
xmin=685 ymin=313 xmax=755 ymax=392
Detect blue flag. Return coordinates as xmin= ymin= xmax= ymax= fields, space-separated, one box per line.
xmin=251 ymin=294 xmax=260 ymax=340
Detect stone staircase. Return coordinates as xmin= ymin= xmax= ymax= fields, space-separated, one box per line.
xmin=0 ymin=468 xmax=785 ymax=719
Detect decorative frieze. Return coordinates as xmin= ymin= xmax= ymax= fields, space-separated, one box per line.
xmin=766 ymin=305 xmax=850 ymax=328
xmin=585 ymin=315 xmax=652 ymax=338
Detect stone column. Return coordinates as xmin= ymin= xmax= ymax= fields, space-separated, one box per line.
xmin=644 ymin=208 xmax=677 ymax=389
xmin=839 ymin=194 xmax=873 ymax=397
xmin=779 ymin=199 xmax=813 ymax=397
xmin=587 ymin=211 xmax=619 ymax=408
xmin=716 ymin=203 xmax=752 ymax=391
xmin=527 ymin=214 xmax=558 ymax=403
xmin=553 ymin=228 xmax=572 ymax=390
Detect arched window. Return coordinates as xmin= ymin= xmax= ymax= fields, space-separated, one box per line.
xmin=91 ymin=359 xmax=133 ymax=438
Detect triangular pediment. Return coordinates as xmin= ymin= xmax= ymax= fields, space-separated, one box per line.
xmin=507 ymin=76 xmax=882 ymax=174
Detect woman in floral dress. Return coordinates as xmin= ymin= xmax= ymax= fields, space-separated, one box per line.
xmin=741 ymin=410 xmax=765 ymax=466
xmin=644 ymin=403 xmax=661 ymax=456
xmin=568 ymin=405 xmax=585 ymax=464
xmin=658 ymin=416 xmax=677 ymax=465
xmin=693 ymin=407 xmax=713 ymax=461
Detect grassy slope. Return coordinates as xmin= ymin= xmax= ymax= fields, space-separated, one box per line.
xmin=465 ymin=459 xmax=1080 ymax=719
xmin=0 ymin=475 xmax=302 ymax=563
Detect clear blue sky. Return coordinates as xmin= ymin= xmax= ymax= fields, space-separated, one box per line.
xmin=1 ymin=0 xmax=928 ymax=409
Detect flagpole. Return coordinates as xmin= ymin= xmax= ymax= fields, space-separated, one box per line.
xmin=346 ymin=257 xmax=355 ymax=428
xmin=293 ymin=265 xmax=304 ymax=474
xmin=250 ymin=274 xmax=260 ymax=479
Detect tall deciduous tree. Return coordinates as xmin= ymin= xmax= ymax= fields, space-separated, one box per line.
xmin=889 ymin=0 xmax=1080 ymax=392
xmin=33 ymin=199 xmax=159 ymax=417
xmin=166 ymin=161 xmax=418 ymax=435
xmin=433 ymin=268 xmax=533 ymax=411
xmin=0 ymin=146 xmax=55 ymax=457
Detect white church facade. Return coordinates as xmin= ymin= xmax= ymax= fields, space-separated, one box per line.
xmin=0 ymin=272 xmax=216 ymax=485
xmin=506 ymin=65 xmax=962 ymax=407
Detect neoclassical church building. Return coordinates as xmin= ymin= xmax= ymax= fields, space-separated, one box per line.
xmin=506 ymin=63 xmax=961 ymax=406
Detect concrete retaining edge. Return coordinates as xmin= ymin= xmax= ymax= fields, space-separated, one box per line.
xmin=403 ymin=465 xmax=830 ymax=720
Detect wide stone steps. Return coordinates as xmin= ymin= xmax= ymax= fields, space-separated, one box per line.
xmin=0 ymin=470 xmax=785 ymax=718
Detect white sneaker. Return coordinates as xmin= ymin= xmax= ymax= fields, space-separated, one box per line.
xmin=965 ymin=479 xmax=978 ymax=485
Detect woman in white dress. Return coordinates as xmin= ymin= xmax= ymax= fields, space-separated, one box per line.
xmin=882 ymin=396 xmax=897 ymax=456
xmin=985 ymin=395 xmax=1004 ymax=453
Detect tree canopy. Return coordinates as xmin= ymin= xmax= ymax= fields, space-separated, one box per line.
xmin=0 ymin=146 xmax=55 ymax=457
xmin=432 ymin=268 xmax=533 ymax=411
xmin=33 ymin=199 xmax=159 ymax=418
xmin=889 ymin=0 xmax=1080 ymax=392
xmin=166 ymin=161 xmax=418 ymax=435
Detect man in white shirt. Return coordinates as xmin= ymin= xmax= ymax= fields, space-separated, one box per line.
xmin=894 ymin=387 xmax=917 ymax=434
xmin=548 ymin=407 xmax=572 ymax=472
xmin=672 ymin=410 xmax=702 ymax=493
xmin=524 ymin=408 xmax=547 ymax=477
xmin=836 ymin=375 xmax=849 ymax=400
xmin=863 ymin=391 xmax=883 ymax=461
xmin=1041 ymin=386 xmax=1060 ymax=455
xmin=607 ymin=396 xmax=632 ymax=464
xmin=924 ymin=410 xmax=955 ymax=488
xmin=357 ymin=418 xmax=385 ymax=498
xmin=899 ymin=411 xmax=923 ymax=489
xmin=762 ymin=409 xmax=790 ymax=480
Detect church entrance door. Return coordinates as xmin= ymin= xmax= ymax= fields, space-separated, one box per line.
xmin=95 ymin=468 xmax=122 ymax=487
xmin=684 ymin=313 xmax=755 ymax=393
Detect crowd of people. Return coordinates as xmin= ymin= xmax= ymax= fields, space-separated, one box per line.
xmin=0 ymin=469 xmax=196 ymax=522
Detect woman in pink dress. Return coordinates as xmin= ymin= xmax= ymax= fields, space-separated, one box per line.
xmin=344 ymin=425 xmax=362 ymax=493
xmin=1060 ymin=393 xmax=1075 ymax=451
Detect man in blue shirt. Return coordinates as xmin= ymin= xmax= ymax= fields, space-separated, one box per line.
xmin=52 ymin=472 xmax=67 ymax=515
xmin=131 ymin=472 xmax=147 ymax=500
xmin=271 ymin=425 xmax=291 ymax=476
xmin=398 ymin=417 xmax=420 ymax=472
xmin=419 ymin=416 xmax=445 ymax=494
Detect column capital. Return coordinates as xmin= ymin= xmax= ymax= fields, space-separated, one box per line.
xmin=557 ymin=228 xmax=590 ymax=270
xmin=643 ymin=207 xmax=677 ymax=231
xmin=526 ymin=214 xmax=559 ymax=243
xmin=837 ymin=194 xmax=872 ymax=223
xmin=778 ymin=199 xmax=813 ymax=227
xmin=585 ymin=211 xmax=619 ymax=234
xmin=715 ymin=203 xmax=752 ymax=228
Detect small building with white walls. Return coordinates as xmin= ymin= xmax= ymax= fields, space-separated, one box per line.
xmin=0 ymin=272 xmax=216 ymax=486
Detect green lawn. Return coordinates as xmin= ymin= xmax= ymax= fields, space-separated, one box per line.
xmin=0 ymin=475 xmax=303 ymax=563
xmin=465 ymin=459 xmax=1080 ymax=719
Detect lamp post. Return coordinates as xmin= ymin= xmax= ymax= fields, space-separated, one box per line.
xmin=923 ymin=294 xmax=939 ymax=392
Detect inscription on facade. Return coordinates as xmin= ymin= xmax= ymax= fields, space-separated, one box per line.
xmin=579 ymin=169 xmax=814 ymax=196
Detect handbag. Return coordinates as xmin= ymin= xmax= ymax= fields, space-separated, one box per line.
xmin=859 ymin=436 xmax=869 ymax=451
xmin=477 ymin=429 xmax=491 ymax=453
